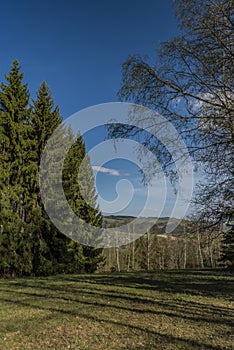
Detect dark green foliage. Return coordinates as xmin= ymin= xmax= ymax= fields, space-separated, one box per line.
xmin=221 ymin=228 xmax=234 ymax=270
xmin=62 ymin=133 xmax=103 ymax=273
xmin=0 ymin=60 xmax=32 ymax=276
xmin=0 ymin=61 xmax=103 ymax=276
xmin=30 ymin=81 xmax=67 ymax=275
xmin=220 ymin=211 xmax=234 ymax=270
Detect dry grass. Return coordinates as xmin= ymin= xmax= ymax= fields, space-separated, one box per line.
xmin=0 ymin=269 xmax=233 ymax=349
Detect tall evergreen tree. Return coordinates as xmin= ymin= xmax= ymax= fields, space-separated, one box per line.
xmin=220 ymin=210 xmax=234 ymax=270
xmin=0 ymin=63 xmax=104 ymax=276
xmin=31 ymin=82 xmax=103 ymax=274
xmin=63 ymin=133 xmax=103 ymax=272
xmin=30 ymin=81 xmax=69 ymax=275
xmin=0 ymin=60 xmax=32 ymax=276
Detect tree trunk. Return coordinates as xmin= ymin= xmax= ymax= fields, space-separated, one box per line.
xmin=183 ymin=224 xmax=187 ymax=269
xmin=116 ymin=245 xmax=120 ymax=272
xmin=132 ymin=241 xmax=135 ymax=270
xmin=197 ymin=229 xmax=204 ymax=268
xmin=147 ymin=230 xmax=150 ymax=270
xmin=127 ymin=224 xmax=131 ymax=271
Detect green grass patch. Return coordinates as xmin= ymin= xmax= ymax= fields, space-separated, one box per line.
xmin=0 ymin=269 xmax=233 ymax=349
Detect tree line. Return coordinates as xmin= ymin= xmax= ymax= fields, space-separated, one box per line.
xmin=0 ymin=61 xmax=103 ymax=277
xmin=100 ymin=217 xmax=227 ymax=272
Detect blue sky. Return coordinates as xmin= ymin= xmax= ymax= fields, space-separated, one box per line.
xmin=1 ymin=0 xmax=194 ymax=218
xmin=1 ymin=0 xmax=178 ymax=116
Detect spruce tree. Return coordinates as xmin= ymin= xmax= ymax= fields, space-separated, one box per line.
xmin=220 ymin=210 xmax=234 ymax=270
xmin=0 ymin=64 xmax=103 ymax=276
xmin=0 ymin=60 xmax=32 ymax=276
xmin=63 ymin=133 xmax=103 ymax=273
xmin=30 ymin=81 xmax=68 ymax=275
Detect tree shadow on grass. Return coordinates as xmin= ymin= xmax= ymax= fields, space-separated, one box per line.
xmin=68 ymin=270 xmax=234 ymax=300
xmin=0 ymin=295 xmax=229 ymax=350
xmin=0 ymin=287 xmax=233 ymax=328
xmin=0 ymin=270 xmax=233 ymax=349
xmin=0 ymin=270 xmax=233 ymax=324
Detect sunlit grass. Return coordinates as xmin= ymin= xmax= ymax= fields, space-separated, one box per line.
xmin=0 ymin=269 xmax=233 ymax=349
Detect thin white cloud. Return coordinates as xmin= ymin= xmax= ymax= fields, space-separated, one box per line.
xmin=92 ymin=166 xmax=120 ymax=176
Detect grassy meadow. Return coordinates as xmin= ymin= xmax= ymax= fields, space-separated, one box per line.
xmin=0 ymin=270 xmax=233 ymax=349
